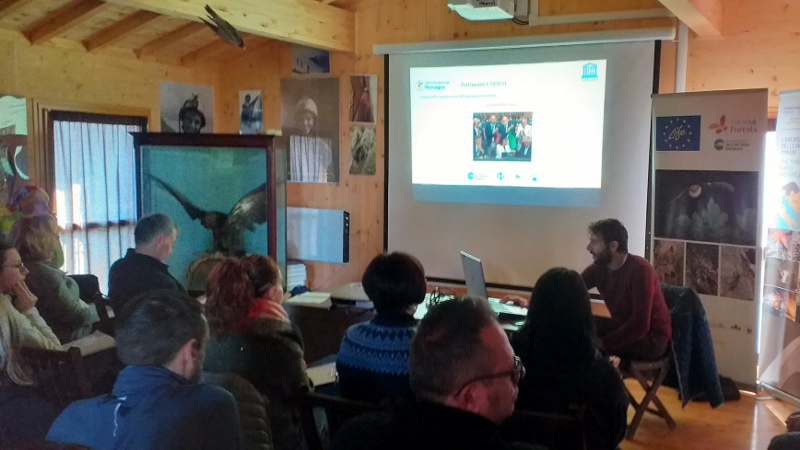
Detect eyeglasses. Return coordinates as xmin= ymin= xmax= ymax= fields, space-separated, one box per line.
xmin=454 ymin=356 xmax=526 ymax=396
xmin=3 ymin=262 xmax=24 ymax=270
xmin=428 ymin=286 xmax=456 ymax=306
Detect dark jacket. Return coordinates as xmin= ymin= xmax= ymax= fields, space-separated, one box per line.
xmin=661 ymin=284 xmax=724 ymax=408
xmin=202 ymin=372 xmax=273 ymax=450
xmin=333 ymin=401 xmax=537 ymax=450
xmin=510 ymin=331 xmax=628 ymax=450
xmin=108 ymin=249 xmax=186 ymax=305
xmin=204 ymin=318 xmax=310 ymax=450
xmin=25 ymin=261 xmax=98 ymax=342
xmin=336 ymin=311 xmax=416 ymax=403
xmin=46 ymin=366 xmax=243 ymax=450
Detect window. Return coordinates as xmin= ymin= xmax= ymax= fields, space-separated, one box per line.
xmin=51 ymin=112 xmax=146 ymax=291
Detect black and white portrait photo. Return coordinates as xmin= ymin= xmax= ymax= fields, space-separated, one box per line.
xmin=239 ymin=90 xmax=263 ymax=135
xmin=280 ymin=78 xmax=340 ymax=183
xmin=160 ymin=81 xmax=214 ymax=134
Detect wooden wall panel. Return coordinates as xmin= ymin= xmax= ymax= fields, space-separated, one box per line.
xmin=0 ymin=31 xmax=217 ymax=187
xmin=216 ymin=44 xmax=385 ymax=290
xmin=687 ymin=0 xmax=800 ymax=113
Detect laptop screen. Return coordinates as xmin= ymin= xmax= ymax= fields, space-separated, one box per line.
xmin=461 ymin=251 xmax=488 ymax=300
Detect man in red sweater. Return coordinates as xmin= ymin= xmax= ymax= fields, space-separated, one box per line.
xmin=581 ymin=219 xmax=672 ymax=360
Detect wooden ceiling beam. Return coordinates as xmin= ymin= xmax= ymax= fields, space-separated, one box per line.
xmin=0 ymin=0 xmax=35 ymax=21
xmin=102 ymin=0 xmax=355 ymax=53
xmin=84 ymin=10 xmax=160 ymax=52
xmin=179 ymin=34 xmax=259 ymax=66
xmin=658 ymin=0 xmax=721 ymax=36
xmin=26 ymin=0 xmax=111 ymax=45
xmin=134 ymin=22 xmax=205 ymax=59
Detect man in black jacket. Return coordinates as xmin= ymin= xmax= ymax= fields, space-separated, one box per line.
xmin=108 ymin=213 xmax=186 ymax=306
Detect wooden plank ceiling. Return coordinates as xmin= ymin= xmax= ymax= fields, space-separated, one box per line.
xmin=0 ymin=0 xmax=357 ymax=65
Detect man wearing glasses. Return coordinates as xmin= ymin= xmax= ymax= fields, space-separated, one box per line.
xmin=347 ymin=296 xmax=530 ymax=450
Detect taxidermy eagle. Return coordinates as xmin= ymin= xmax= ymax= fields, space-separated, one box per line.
xmin=145 ymin=173 xmax=267 ymax=256
xmin=200 ymin=5 xmax=245 ymax=49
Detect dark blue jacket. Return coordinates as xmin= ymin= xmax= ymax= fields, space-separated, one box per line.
xmin=661 ymin=284 xmax=724 ymax=408
xmin=47 ymin=366 xmax=243 ymax=450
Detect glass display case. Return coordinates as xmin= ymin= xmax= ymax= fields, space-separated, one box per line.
xmin=132 ymin=133 xmax=286 ymax=293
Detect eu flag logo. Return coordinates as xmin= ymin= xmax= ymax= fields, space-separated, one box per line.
xmin=656 ymin=115 xmax=701 ymax=151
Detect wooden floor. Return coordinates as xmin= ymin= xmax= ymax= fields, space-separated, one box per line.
xmin=620 ymin=381 xmax=790 ymax=450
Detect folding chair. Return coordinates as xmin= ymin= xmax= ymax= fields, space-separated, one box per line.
xmin=620 ymin=343 xmax=677 ymax=439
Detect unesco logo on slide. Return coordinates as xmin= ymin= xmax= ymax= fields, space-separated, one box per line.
xmin=581 ymin=63 xmax=598 ymax=81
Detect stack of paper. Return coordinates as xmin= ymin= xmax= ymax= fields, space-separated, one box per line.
xmin=286 ymin=261 xmax=307 ymax=292
xmin=306 ymin=362 xmax=337 ymax=386
xmin=285 ymin=291 xmax=332 ymax=309
xmin=62 ymin=331 xmax=116 ymax=356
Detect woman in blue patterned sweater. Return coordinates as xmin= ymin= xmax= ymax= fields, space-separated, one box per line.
xmin=336 ymin=252 xmax=426 ymax=403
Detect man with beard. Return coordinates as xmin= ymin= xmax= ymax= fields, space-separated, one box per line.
xmin=581 ymin=219 xmax=672 ymax=360
xmin=47 ymin=290 xmax=243 ymax=450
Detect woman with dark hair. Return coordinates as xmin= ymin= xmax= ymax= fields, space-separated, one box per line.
xmin=0 ymin=239 xmax=60 ymax=447
xmin=509 ymin=268 xmax=628 ymax=450
xmin=203 ymin=255 xmax=310 ymax=450
xmin=336 ymin=252 xmax=427 ymax=403
xmin=11 ymin=215 xmax=98 ymax=342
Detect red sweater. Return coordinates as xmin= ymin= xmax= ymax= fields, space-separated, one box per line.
xmin=582 ymin=255 xmax=672 ymax=352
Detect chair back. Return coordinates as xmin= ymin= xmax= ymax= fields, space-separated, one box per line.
xmin=298 ymin=391 xmax=384 ymax=450
xmin=501 ymin=405 xmax=587 ymax=450
xmin=202 ymin=372 xmax=273 ymax=450
xmin=20 ymin=346 xmax=93 ymax=412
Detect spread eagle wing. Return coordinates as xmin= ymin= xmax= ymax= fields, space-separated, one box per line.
xmin=226 ymin=182 xmax=268 ymax=233
xmin=144 ymin=173 xmax=207 ymax=221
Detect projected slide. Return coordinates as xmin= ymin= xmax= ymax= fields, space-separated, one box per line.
xmin=410 ymin=60 xmax=607 ymax=206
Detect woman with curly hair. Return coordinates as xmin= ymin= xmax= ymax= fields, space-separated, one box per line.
xmin=203 ymin=255 xmax=310 ymax=450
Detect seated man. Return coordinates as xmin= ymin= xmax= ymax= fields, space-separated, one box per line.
xmin=336 ymin=297 xmax=531 ymax=450
xmin=582 ymin=218 xmax=672 ymax=360
xmin=47 ymin=290 xmax=243 ymax=450
xmin=108 ymin=213 xmax=186 ymax=305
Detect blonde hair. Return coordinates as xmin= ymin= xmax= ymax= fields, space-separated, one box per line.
xmin=11 ymin=215 xmax=61 ymax=263
xmin=0 ymin=308 xmax=33 ymax=385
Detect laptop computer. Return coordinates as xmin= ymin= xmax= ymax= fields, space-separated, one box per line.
xmin=461 ymin=251 xmax=528 ymax=318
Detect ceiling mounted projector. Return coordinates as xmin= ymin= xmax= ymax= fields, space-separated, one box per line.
xmin=447 ymin=0 xmax=516 ymax=21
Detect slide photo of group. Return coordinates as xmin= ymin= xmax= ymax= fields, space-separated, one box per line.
xmin=764 ymin=227 xmax=800 ymax=323
xmin=472 ymin=112 xmax=532 ymax=161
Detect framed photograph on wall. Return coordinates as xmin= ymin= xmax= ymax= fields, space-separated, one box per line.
xmin=349 ymin=75 xmax=377 ymax=125
xmin=159 ymin=81 xmax=214 ymax=134
xmin=280 ymin=77 xmax=340 ymax=184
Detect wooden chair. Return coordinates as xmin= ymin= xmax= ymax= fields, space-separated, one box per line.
xmin=620 ymin=343 xmax=677 ymax=440
xmin=502 ymin=405 xmax=588 ymax=450
xmin=298 ymin=391 xmax=384 ymax=450
xmin=20 ymin=346 xmax=94 ymax=413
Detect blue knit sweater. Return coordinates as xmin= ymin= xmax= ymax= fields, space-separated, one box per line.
xmin=336 ymin=312 xmax=417 ymax=403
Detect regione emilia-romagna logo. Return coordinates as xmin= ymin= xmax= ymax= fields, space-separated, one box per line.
xmin=581 ymin=63 xmax=598 ymax=81
xmin=655 ymin=115 xmax=701 ymax=151
xmin=416 ymin=80 xmax=425 ymax=91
